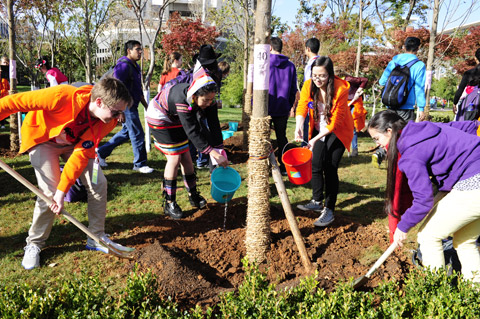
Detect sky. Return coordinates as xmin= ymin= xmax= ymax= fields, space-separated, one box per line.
xmin=271 ymin=0 xmax=480 ymax=32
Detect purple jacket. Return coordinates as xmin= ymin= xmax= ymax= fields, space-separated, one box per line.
xmin=397 ymin=121 xmax=480 ymax=232
xmin=268 ymin=54 xmax=297 ymax=117
xmin=113 ymin=56 xmax=142 ymax=106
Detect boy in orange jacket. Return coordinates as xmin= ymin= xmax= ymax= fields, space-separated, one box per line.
xmin=0 ymin=78 xmax=135 ymax=269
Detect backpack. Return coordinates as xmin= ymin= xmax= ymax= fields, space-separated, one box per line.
xmin=381 ymin=59 xmax=420 ymax=109
xmin=456 ymin=86 xmax=480 ymax=121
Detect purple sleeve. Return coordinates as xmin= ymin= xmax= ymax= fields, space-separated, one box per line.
xmin=397 ymin=156 xmax=435 ymax=233
xmin=442 ymin=121 xmax=479 ymax=135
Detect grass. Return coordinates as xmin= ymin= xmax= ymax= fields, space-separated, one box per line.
xmin=0 ymin=104 xmax=422 ymax=307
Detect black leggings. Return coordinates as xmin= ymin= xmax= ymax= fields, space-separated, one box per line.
xmin=311 ymin=132 xmax=345 ymax=211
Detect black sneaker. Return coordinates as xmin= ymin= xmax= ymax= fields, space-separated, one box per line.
xmin=189 ymin=191 xmax=207 ymax=209
xmin=164 ymin=201 xmax=183 ymax=219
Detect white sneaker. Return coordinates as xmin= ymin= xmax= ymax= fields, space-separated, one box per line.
xmin=86 ymin=235 xmax=135 ymax=254
xmin=22 ymin=244 xmax=41 ymax=270
xmin=133 ymin=166 xmax=154 ymax=173
xmin=98 ymin=155 xmax=108 ymax=167
xmin=313 ymin=207 xmax=334 ymax=227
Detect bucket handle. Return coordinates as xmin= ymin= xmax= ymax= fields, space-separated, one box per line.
xmin=281 ymin=141 xmax=304 ymax=157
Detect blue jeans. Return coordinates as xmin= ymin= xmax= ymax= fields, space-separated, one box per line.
xmin=97 ymin=104 xmax=148 ymax=168
xmin=352 ymin=128 xmax=358 ymax=150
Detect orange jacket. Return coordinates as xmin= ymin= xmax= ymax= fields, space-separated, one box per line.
xmin=0 ymin=84 xmax=118 ymax=193
xmin=350 ymin=97 xmax=367 ymax=131
xmin=297 ymin=77 xmax=354 ymax=151
xmin=0 ymin=78 xmax=9 ymax=99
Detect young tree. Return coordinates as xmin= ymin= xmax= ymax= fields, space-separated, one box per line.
xmin=124 ymin=0 xmax=175 ymax=90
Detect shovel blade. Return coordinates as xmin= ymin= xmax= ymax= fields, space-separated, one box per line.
xmin=352 ymin=275 xmax=369 ymax=289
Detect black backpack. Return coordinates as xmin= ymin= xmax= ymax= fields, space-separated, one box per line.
xmin=381 ymin=59 xmax=420 ymax=109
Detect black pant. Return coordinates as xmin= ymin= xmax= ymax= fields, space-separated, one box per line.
xmin=311 ymin=132 xmax=345 ymax=211
xmin=271 ymin=115 xmax=289 ymax=171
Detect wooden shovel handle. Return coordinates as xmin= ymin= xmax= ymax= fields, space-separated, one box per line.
xmin=365 ymin=242 xmax=398 ymax=278
xmin=0 ymin=159 xmax=133 ymax=259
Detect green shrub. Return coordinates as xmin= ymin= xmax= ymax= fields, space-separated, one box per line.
xmin=220 ymin=67 xmax=244 ymax=108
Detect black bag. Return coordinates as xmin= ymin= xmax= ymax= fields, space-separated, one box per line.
xmin=381 ymin=59 xmax=420 ymax=109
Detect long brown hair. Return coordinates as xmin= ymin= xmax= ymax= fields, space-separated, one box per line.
xmin=309 ymin=56 xmax=335 ymax=123
xmin=162 ymin=52 xmax=182 ymax=75
xmin=367 ymin=110 xmax=407 ymax=217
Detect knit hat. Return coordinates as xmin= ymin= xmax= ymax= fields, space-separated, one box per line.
xmin=186 ymin=61 xmax=216 ymax=104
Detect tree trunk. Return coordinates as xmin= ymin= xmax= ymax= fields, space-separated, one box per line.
xmin=354 ymin=0 xmax=363 ymax=77
xmin=424 ymin=0 xmax=439 ymax=120
xmin=84 ymin=0 xmax=92 ymax=83
xmin=242 ymin=4 xmax=253 ymax=151
xmin=245 ymin=0 xmax=272 ymax=263
xmin=7 ymin=0 xmax=19 ymax=152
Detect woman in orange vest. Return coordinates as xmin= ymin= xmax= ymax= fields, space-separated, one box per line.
xmin=295 ymin=56 xmax=354 ymax=227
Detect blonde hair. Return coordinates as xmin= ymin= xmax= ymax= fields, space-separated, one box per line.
xmin=91 ymin=77 xmax=133 ymax=109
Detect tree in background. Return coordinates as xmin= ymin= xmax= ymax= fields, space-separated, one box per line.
xmin=161 ymin=12 xmax=219 ymax=68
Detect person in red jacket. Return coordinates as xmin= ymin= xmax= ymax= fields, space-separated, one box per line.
xmin=295 ymin=56 xmax=354 ymax=227
xmin=0 ymin=78 xmax=134 ymax=270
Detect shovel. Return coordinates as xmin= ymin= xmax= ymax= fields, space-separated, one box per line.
xmin=0 ymin=159 xmax=135 ymax=260
xmin=352 ymin=242 xmax=397 ymax=289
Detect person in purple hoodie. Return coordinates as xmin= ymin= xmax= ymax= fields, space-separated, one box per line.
xmin=269 ymin=37 xmax=298 ymax=175
xmin=97 ymin=40 xmax=154 ymax=173
xmin=368 ymin=110 xmax=480 ymax=284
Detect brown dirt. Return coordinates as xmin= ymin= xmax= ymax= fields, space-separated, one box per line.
xmin=122 ymin=129 xmax=413 ymax=310
xmin=2 ymin=127 xmax=413 ymax=310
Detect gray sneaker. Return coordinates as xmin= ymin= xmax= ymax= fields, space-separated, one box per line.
xmin=22 ymin=244 xmax=41 ymax=270
xmin=297 ymin=200 xmax=324 ymax=212
xmin=314 ymin=207 xmax=334 ymax=227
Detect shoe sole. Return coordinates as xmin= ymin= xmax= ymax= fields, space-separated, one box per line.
xmin=297 ymin=205 xmax=323 ymax=212
xmin=314 ymin=217 xmax=334 ymax=227
xmin=22 ymin=263 xmax=39 ymax=270
xmin=86 ymin=245 xmax=108 ymax=254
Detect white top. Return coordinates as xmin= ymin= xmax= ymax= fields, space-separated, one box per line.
xmin=304 ymin=56 xmax=319 ymax=83
xmin=314 ymin=101 xmax=328 ymax=142
xmin=46 ymin=74 xmax=68 ymax=87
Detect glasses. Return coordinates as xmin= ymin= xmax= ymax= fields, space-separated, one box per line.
xmin=312 ymin=74 xmax=329 ymax=80
xmin=109 ymin=108 xmax=124 ymax=117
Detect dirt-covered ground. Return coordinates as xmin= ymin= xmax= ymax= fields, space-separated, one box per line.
xmin=1 ymin=129 xmax=414 ymax=310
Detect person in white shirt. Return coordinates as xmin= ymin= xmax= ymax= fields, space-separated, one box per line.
xmin=301 ymin=38 xmax=320 ymax=145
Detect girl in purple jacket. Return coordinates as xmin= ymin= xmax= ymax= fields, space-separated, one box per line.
xmin=368 ymin=110 xmax=480 ymax=284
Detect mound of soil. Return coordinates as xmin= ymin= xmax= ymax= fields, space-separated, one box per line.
xmin=123 ymin=125 xmax=413 ymax=309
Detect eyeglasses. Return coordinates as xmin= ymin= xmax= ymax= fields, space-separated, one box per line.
xmin=312 ymin=74 xmax=329 ymax=80
xmin=109 ymin=108 xmax=124 ymax=117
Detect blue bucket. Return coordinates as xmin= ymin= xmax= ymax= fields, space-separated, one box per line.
xmin=211 ymin=167 xmax=241 ymax=203
xmin=221 ymin=130 xmax=234 ymax=140
xmin=228 ymin=122 xmax=238 ymax=132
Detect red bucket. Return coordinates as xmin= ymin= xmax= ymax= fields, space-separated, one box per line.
xmin=281 ymin=147 xmax=312 ymax=185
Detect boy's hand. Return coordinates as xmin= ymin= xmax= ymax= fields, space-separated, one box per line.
xmin=50 ymin=190 xmax=66 ymax=215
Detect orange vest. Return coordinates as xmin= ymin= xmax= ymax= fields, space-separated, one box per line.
xmin=0 ymin=84 xmax=118 ymax=193
xmin=297 ymin=77 xmax=354 ymax=151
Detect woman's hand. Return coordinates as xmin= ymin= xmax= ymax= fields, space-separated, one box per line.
xmin=306 ymin=136 xmax=319 ymax=150
xmin=393 ymin=227 xmax=407 ymax=248
xmin=211 ymin=150 xmax=228 ymax=167
xmin=294 ymin=126 xmax=304 ymax=142
xmin=49 ymin=190 xmax=66 ymax=215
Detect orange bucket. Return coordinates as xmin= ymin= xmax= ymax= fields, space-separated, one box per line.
xmin=281 ymin=147 xmax=312 ymax=185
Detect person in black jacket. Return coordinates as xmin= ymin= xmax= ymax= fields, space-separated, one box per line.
xmin=453 ymin=48 xmax=480 ymax=112
xmin=146 ymin=66 xmax=228 ymax=219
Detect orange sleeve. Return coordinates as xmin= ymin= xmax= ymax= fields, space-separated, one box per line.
xmin=57 ymin=119 xmax=117 ymax=193
xmin=296 ymin=80 xmax=312 ymax=118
